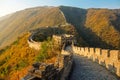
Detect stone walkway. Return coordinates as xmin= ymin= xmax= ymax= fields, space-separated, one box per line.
xmin=69 ymin=54 xmax=120 ymax=80
xmin=65 ymin=46 xmax=119 ymax=80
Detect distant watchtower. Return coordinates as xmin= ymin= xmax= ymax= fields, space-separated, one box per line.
xmin=52 ymin=34 xmax=74 ymax=48
xmin=62 ymin=34 xmax=74 ymax=46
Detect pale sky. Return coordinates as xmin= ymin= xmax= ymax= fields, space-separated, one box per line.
xmin=0 ymin=0 xmax=29 ymax=17
xmin=0 ymin=0 xmax=120 ymax=17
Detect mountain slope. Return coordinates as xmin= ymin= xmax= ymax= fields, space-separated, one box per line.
xmin=0 ymin=6 xmax=66 ymax=49
xmin=0 ymin=33 xmax=39 ymax=79
xmin=60 ymin=6 xmax=120 ymax=49
xmin=0 ymin=5 xmax=120 ymax=80
xmin=0 ymin=6 xmax=120 ymax=49
xmin=85 ymin=9 xmax=120 ymax=49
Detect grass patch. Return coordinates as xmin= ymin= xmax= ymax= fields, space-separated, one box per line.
xmin=35 ymin=37 xmax=56 ymax=62
xmin=13 ymin=60 xmax=28 ymax=70
xmin=0 ymin=65 xmax=10 ymax=76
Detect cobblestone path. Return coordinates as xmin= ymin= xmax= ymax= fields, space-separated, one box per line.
xmin=69 ymin=54 xmax=119 ymax=80
xmin=65 ymin=46 xmax=119 ymax=80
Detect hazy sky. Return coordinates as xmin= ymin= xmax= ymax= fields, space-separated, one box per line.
xmin=0 ymin=0 xmax=120 ymax=17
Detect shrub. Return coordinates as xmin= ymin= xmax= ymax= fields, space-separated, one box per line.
xmin=0 ymin=65 xmax=10 ymax=76
xmin=13 ymin=60 xmax=28 ymax=70
xmin=35 ymin=38 xmax=50 ymax=62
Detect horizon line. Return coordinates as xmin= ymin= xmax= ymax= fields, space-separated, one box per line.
xmin=0 ymin=5 xmax=120 ymax=18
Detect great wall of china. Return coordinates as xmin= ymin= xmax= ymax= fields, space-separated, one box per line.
xmin=72 ymin=46 xmax=120 ymax=77
xmin=22 ymin=50 xmax=73 ymax=80
xmin=23 ymin=33 xmax=73 ymax=80
xmin=27 ymin=32 xmax=41 ymax=50
xmin=23 ymin=31 xmax=120 ymax=80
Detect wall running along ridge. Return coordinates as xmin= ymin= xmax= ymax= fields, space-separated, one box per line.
xmin=27 ymin=33 xmax=41 ymax=50
xmin=60 ymin=45 xmax=73 ymax=80
xmin=72 ymin=46 xmax=120 ymax=77
xmin=23 ymin=34 xmax=73 ymax=80
xmin=27 ymin=32 xmax=120 ymax=78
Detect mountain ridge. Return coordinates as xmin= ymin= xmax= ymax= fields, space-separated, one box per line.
xmin=0 ymin=6 xmax=120 ymax=49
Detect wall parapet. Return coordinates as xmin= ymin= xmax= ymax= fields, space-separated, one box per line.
xmin=22 ymin=45 xmax=73 ymax=80
xmin=72 ymin=46 xmax=120 ymax=77
xmin=27 ymin=33 xmax=41 ymax=50
xmin=60 ymin=49 xmax=73 ymax=80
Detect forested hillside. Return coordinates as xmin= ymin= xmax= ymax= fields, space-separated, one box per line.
xmin=60 ymin=6 xmax=120 ymax=49
xmin=0 ymin=32 xmax=60 ymax=80
xmin=85 ymin=9 xmax=120 ymax=49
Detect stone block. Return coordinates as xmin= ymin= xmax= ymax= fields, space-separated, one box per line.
xmin=39 ymin=64 xmax=46 ymax=71
xmin=98 ymin=56 xmax=105 ymax=66
xmin=105 ymin=59 xmax=114 ymax=69
xmin=78 ymin=47 xmax=81 ymax=55
xmin=84 ymin=47 xmax=89 ymax=56
xmin=86 ymin=48 xmax=90 ymax=58
xmin=35 ymin=70 xmax=42 ymax=75
xmin=114 ymin=62 xmax=120 ymax=77
xmin=95 ymin=48 xmax=101 ymax=56
xmin=101 ymin=49 xmax=109 ymax=62
xmin=110 ymin=50 xmax=120 ymax=62
xmin=73 ymin=46 xmax=77 ymax=53
xmin=81 ymin=48 xmax=85 ymax=55
xmin=94 ymin=48 xmax=101 ymax=63
xmin=93 ymin=53 xmax=97 ymax=62
xmin=88 ymin=48 xmax=95 ymax=59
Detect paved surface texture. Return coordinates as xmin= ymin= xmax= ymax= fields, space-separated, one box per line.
xmin=65 ymin=46 xmax=119 ymax=80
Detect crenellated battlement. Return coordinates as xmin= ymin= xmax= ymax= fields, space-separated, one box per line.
xmin=26 ymin=31 xmax=120 ymax=78
xmin=72 ymin=46 xmax=120 ymax=77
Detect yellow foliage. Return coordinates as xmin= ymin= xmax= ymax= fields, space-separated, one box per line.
xmin=0 ymin=32 xmax=59 ymax=80
xmin=85 ymin=9 xmax=120 ymax=49
xmin=0 ymin=33 xmax=39 ymax=80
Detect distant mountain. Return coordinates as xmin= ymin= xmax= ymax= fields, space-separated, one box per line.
xmin=0 ymin=6 xmax=66 ymax=49
xmin=0 ymin=6 xmax=120 ymax=49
